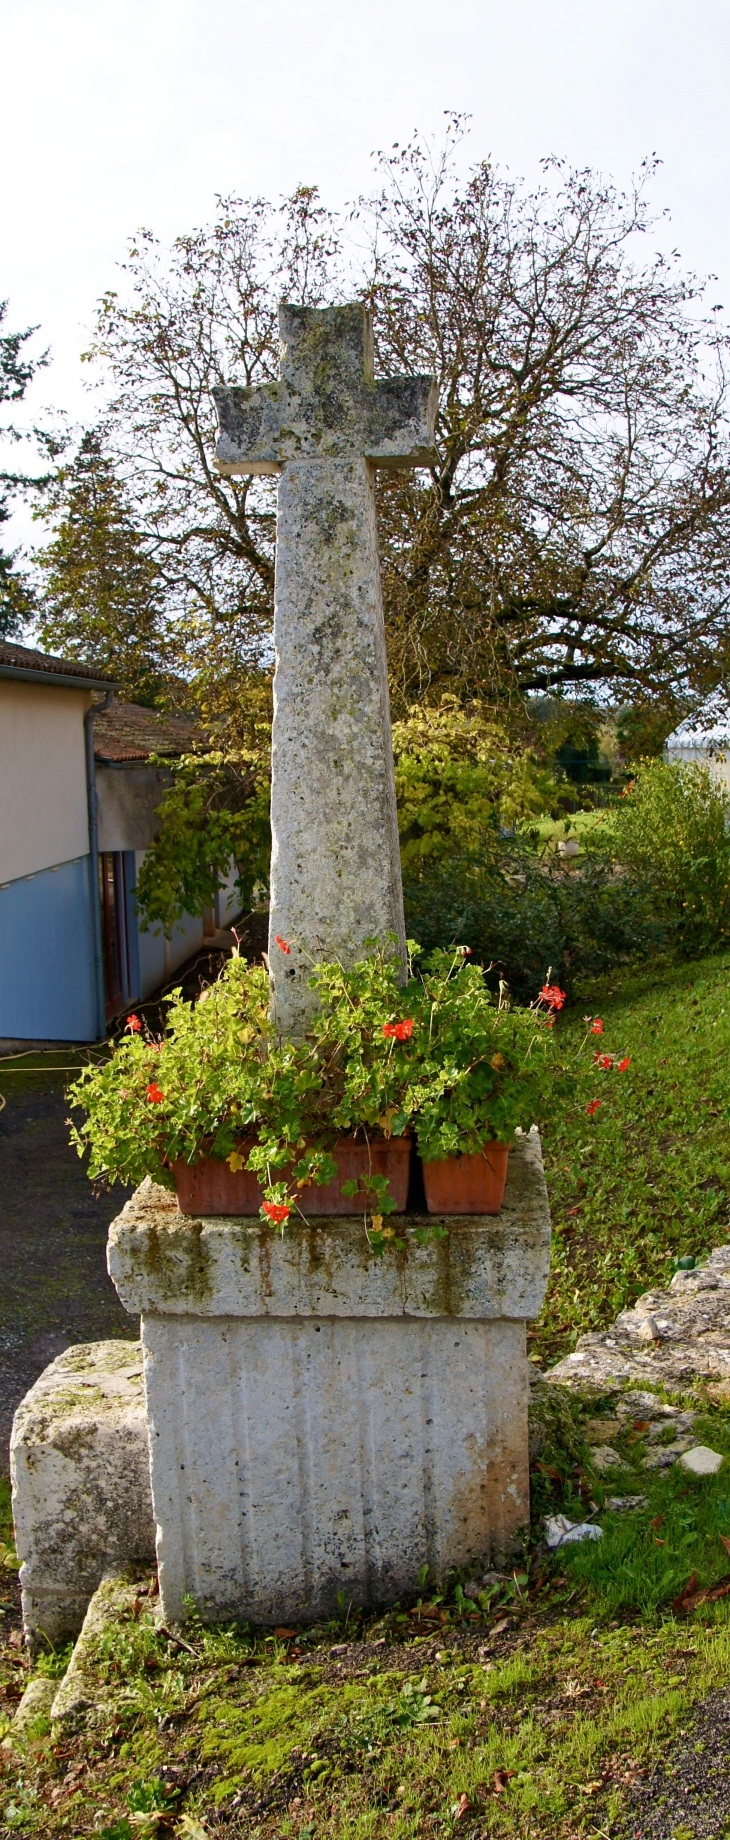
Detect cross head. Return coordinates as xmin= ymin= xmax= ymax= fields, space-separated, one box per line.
xmin=214 ymin=301 xmax=437 ymax=475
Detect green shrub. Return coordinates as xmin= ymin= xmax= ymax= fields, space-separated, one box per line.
xmin=403 ymin=849 xmax=666 ymax=1001
xmin=593 ymin=757 xmax=730 ymax=954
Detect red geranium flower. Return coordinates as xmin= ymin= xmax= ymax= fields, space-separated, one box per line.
xmin=146 ymin=1082 xmax=164 ymax=1104
xmin=591 ymin=1018 xmax=604 ymax=1035
xmin=586 ymin=1098 xmax=601 ymax=1116
xmin=539 ymin=984 xmax=566 ymax=1010
xmin=594 ymin=1052 xmax=613 ymax=1069
xmin=459 ymin=944 xmax=472 ymax=955
xmin=275 ymin=935 xmax=291 ymax=955
xmin=618 ymin=1056 xmax=631 ymax=1072
xmin=383 ymin=1019 xmax=415 ymax=1042
xmin=262 ymin=1200 xmax=291 ymax=1225
xmin=126 ymin=1013 xmax=142 ymax=1033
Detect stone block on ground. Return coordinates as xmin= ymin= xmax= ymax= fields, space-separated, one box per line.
xmin=108 ymin=1132 xmax=551 ymax=1627
xmin=10 ymin=1340 xmax=155 ymax=1650
xmin=4 ymin=1676 xmax=57 ymax=1745
xmin=50 ymin=1572 xmax=147 ymax=1732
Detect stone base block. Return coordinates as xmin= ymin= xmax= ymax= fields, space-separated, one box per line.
xmin=108 ymin=1132 xmax=551 ymax=1627
xmin=10 ymin=1340 xmax=155 ymax=1649
xmin=145 ymin=1312 xmax=528 ymax=1624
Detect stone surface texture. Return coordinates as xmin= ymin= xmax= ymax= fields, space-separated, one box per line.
xmin=10 ymin=1341 xmax=155 ymax=1649
xmin=213 ymin=303 xmax=437 ymax=1036
xmin=107 ymin=1133 xmax=551 ymax=1627
xmin=548 ymin=1244 xmax=730 ymax=1391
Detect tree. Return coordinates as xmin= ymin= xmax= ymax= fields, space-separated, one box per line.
xmin=366 ymin=126 xmax=730 ymax=708
xmin=83 ymin=131 xmax=730 ymax=719
xmin=86 ymin=189 xmax=341 ymax=695
xmin=0 ymin=299 xmax=46 ymax=638
xmin=34 ymin=428 xmax=171 ymax=704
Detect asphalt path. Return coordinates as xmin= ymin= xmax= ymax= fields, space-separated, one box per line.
xmin=0 ymin=1062 xmax=135 ymax=1472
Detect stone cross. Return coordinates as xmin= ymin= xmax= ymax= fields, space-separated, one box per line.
xmin=214 ymin=301 xmax=437 ymax=1036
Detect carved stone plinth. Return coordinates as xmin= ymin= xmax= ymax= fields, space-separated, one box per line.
xmin=107 ymin=1133 xmax=550 ymax=1627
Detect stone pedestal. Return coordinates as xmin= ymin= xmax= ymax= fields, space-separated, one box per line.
xmin=107 ymin=1133 xmax=550 ymax=1627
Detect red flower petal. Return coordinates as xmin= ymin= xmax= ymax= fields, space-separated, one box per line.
xmin=262 ymin=1200 xmax=291 ymax=1225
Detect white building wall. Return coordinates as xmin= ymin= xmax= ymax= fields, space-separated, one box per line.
xmin=0 ymin=680 xmax=90 ymax=882
xmin=217 ymin=857 xmax=244 ymax=928
xmin=665 ymin=740 xmax=730 ymax=795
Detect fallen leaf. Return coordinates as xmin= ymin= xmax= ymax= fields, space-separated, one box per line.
xmin=672 ymin=1569 xmax=730 ymax=1614
xmin=452 ymin=1793 xmax=471 ymax=1821
xmin=490 ymin=1616 xmax=513 ymax=1637
xmin=274 ymin=1627 xmax=297 ymax=1640
xmin=493 ymin=1768 xmax=515 ymax=1794
xmin=672 ymin=1573 xmax=698 ymax=1615
xmin=720 ymin=1534 xmax=730 ymax=1557
xmin=650 ymin=1515 xmax=663 ymax=1532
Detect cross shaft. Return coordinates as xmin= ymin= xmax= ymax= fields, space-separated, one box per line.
xmin=213 ymin=302 xmax=437 ymax=1037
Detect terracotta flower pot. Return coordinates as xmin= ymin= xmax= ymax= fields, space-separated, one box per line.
xmin=421 ymin=1141 xmax=510 ymax=1215
xmin=171 ymin=1133 xmax=411 ymax=1218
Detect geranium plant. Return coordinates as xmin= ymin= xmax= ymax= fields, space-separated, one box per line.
xmin=68 ymin=939 xmax=597 ymax=1245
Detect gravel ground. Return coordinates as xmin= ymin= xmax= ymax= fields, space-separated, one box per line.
xmin=623 ymin=1688 xmax=730 ymax=1838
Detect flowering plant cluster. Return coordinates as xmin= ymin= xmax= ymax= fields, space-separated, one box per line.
xmin=577 ymin=1012 xmax=631 ymax=1118
xmin=68 ymin=940 xmax=579 ymax=1231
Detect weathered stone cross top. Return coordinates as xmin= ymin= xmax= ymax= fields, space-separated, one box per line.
xmin=214 ymin=301 xmax=437 ymax=1036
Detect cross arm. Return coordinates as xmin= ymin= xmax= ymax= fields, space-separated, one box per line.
xmin=363 ymin=375 xmax=438 ymax=470
xmin=213 ymin=383 xmax=286 ymax=477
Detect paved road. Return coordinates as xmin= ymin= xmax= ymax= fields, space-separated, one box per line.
xmin=0 ymin=1066 xmax=135 ymax=1472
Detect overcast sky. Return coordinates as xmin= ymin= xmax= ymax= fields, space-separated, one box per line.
xmin=3 ymin=0 xmax=730 ymax=544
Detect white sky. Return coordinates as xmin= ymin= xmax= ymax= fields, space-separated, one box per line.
xmin=3 ymin=0 xmax=730 ymax=548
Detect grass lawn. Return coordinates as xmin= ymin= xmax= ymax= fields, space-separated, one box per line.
xmin=535 ymin=947 xmax=730 ymax=1367
xmin=2 ymin=951 xmax=730 ymax=1837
